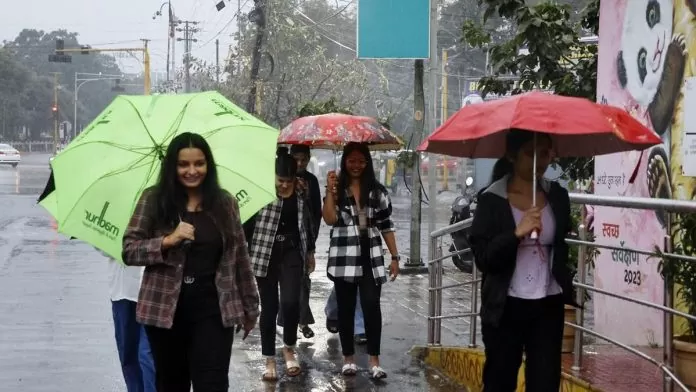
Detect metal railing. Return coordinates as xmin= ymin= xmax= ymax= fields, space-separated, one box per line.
xmin=426 ymin=193 xmax=696 ymax=392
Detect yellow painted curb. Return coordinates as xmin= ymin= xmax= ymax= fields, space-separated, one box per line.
xmin=409 ymin=346 xmax=603 ymax=392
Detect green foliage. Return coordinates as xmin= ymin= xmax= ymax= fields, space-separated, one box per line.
xmin=296 ymin=97 xmax=353 ymax=117
xmin=461 ymin=0 xmax=599 ymax=182
xmin=396 ymin=150 xmax=418 ymax=169
xmin=0 ymin=28 xmax=125 ymax=140
xmin=657 ymin=213 xmax=696 ymax=337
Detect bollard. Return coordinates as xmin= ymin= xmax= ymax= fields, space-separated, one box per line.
xmin=434 ymin=242 xmax=443 ymax=345
xmin=427 ymin=236 xmax=437 ymax=345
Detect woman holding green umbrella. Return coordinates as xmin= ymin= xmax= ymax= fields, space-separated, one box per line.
xmin=122 ymin=132 xmax=259 ymax=392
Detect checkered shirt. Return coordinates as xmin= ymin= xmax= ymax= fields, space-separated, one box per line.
xmin=327 ymin=186 xmax=395 ymax=284
xmin=248 ymin=193 xmax=310 ymax=277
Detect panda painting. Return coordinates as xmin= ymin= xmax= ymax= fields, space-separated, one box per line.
xmin=615 ymin=0 xmax=690 ymax=227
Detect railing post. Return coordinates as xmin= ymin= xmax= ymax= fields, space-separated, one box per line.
xmin=468 ymin=263 xmax=479 ymax=348
xmin=663 ymin=230 xmax=674 ymax=392
xmin=435 ymin=242 xmax=443 ymax=345
xmin=427 ymin=236 xmax=437 ymax=345
xmin=572 ymin=223 xmax=587 ymax=371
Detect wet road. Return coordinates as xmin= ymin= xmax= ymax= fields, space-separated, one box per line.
xmin=0 ymin=154 xmax=473 ymax=391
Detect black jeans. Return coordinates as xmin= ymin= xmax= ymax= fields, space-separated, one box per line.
xmin=256 ymin=247 xmax=303 ymax=356
xmin=145 ymin=314 xmax=234 ymax=392
xmin=334 ymin=259 xmax=382 ymax=356
xmin=481 ymin=294 xmax=564 ymax=392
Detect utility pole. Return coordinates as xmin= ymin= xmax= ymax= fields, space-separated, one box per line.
xmin=51 ymin=72 xmax=60 ymax=153
xmin=427 ymin=0 xmax=440 ymax=258
xmin=215 ymin=39 xmax=220 ymax=85
xmin=408 ymin=60 xmax=426 ymax=267
xmin=177 ymin=20 xmax=199 ymax=93
xmin=247 ymin=0 xmax=266 ymax=113
xmin=441 ymin=48 xmax=449 ymax=191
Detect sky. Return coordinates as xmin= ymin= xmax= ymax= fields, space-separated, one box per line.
xmin=0 ymin=0 xmax=251 ymax=74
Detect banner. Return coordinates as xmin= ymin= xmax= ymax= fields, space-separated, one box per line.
xmin=357 ymin=0 xmax=430 ymax=59
xmin=595 ymin=0 xmax=696 ymax=345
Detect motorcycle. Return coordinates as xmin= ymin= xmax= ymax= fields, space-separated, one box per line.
xmin=448 ymin=177 xmax=476 ymax=273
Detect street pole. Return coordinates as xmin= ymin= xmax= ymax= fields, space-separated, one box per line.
xmin=166 ymin=2 xmax=172 ymax=81
xmin=177 ymin=21 xmax=199 ymax=93
xmin=52 ymin=72 xmax=60 ymax=153
xmin=73 ymin=73 xmax=123 ymax=137
xmin=247 ymin=0 xmax=267 ymax=113
xmin=142 ymin=39 xmax=151 ymax=95
xmin=408 ymin=59 xmax=425 ymax=267
xmin=215 ymin=38 xmax=220 ymax=85
xmin=427 ymin=0 xmax=440 ymax=256
xmin=441 ymin=48 xmax=449 ymax=191
xmin=73 ymin=74 xmax=78 ymax=139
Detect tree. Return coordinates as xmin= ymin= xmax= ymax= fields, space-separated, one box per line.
xmin=2 ymin=29 xmax=125 ymax=135
xmin=218 ymin=0 xmax=413 ymax=134
xmin=461 ymin=0 xmax=599 ymax=181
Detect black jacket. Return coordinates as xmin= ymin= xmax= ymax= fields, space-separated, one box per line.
xmin=469 ymin=176 xmax=578 ymax=328
xmin=298 ymin=170 xmax=322 ymax=238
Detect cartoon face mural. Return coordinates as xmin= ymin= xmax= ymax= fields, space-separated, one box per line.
xmin=617 ymin=0 xmax=674 ymax=108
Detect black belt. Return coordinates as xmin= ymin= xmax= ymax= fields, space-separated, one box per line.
xmin=275 ymin=233 xmax=299 ymax=243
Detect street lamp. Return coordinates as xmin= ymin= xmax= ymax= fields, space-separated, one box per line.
xmin=73 ymin=72 xmax=123 ymax=138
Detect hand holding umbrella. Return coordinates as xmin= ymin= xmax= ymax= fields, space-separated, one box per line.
xmin=163 ymin=220 xmax=196 ymax=249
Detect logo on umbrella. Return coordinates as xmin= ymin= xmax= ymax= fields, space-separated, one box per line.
xmin=235 ymin=189 xmax=251 ymax=208
xmin=84 ymin=201 xmax=120 ymax=240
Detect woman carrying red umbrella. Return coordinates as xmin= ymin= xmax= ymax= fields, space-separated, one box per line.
xmin=418 ymin=91 xmax=661 ymax=391
xmin=469 ymin=129 xmax=575 ymax=391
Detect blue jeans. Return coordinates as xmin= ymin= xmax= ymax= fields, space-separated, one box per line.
xmin=325 ymin=287 xmax=365 ymax=334
xmin=112 ymin=300 xmax=156 ymax=392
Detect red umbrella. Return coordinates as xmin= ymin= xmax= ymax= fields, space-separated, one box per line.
xmin=417 ymin=91 xmax=661 ymax=158
xmin=278 ymin=113 xmax=404 ymax=151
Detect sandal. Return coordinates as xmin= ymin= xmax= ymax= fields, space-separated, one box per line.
xmin=370 ymin=365 xmax=387 ymax=379
xmin=262 ymin=367 xmax=278 ymax=382
xmin=285 ymin=359 xmax=301 ymax=377
xmin=326 ymin=319 xmax=339 ymax=333
xmin=300 ymin=325 xmax=315 ymax=338
xmin=341 ymin=363 xmax=358 ymax=376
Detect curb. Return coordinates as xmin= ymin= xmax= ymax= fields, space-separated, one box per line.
xmin=409 ymin=345 xmax=604 ymax=392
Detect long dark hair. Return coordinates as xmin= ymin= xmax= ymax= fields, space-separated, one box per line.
xmin=337 ymin=142 xmax=382 ymax=209
xmin=153 ymin=132 xmax=231 ymax=234
xmin=490 ymin=129 xmax=551 ymax=183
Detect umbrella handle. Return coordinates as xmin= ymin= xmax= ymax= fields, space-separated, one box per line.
xmin=530 ymin=132 xmax=539 ymax=241
xmin=530 ymin=230 xmax=539 ymax=240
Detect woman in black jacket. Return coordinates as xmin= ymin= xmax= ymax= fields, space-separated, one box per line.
xmin=469 ymin=129 xmax=577 ymax=392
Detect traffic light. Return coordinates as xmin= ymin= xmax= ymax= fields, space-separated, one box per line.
xmin=52 ymin=105 xmax=58 ymax=120
xmin=48 ymin=39 xmax=72 ymax=63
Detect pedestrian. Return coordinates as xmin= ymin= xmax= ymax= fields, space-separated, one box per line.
xmin=243 ymin=147 xmax=317 ymax=381
xmin=324 ymin=287 xmax=367 ymax=344
xmin=469 ymin=129 xmax=578 ymax=392
xmin=101 ymin=250 xmax=156 ymax=392
xmin=122 ymin=132 xmax=259 ymax=392
xmin=274 ymin=144 xmax=320 ymax=339
xmin=322 ymin=142 xmax=400 ymax=379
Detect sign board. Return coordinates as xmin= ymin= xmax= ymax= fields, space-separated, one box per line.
xmin=357 ymin=0 xmax=430 ymax=59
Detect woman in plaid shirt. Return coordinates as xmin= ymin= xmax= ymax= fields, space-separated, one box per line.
xmin=322 ymin=142 xmax=400 ymax=379
xmin=122 ymin=133 xmax=259 ymax=391
xmin=243 ymin=148 xmax=316 ymax=381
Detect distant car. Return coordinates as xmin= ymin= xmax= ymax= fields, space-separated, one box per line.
xmin=0 ymin=143 xmax=20 ymax=168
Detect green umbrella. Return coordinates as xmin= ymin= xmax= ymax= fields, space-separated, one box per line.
xmin=47 ymin=91 xmax=279 ymax=260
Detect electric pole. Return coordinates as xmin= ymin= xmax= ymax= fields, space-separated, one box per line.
xmin=215 ymin=39 xmax=220 ymax=85
xmin=427 ymin=0 xmax=440 ymax=258
xmin=51 ymin=72 xmax=61 ymax=154
xmin=247 ymin=0 xmax=266 ymax=113
xmin=177 ymin=20 xmax=199 ymax=93
xmin=408 ymin=60 xmax=425 ymax=267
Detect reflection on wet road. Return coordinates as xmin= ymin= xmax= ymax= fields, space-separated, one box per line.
xmin=0 ymin=154 xmax=468 ymax=391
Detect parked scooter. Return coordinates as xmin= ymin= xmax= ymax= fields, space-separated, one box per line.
xmin=448 ymin=177 xmax=476 ymax=273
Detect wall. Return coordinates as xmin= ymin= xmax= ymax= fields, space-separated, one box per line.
xmin=594 ymin=0 xmax=696 ymax=345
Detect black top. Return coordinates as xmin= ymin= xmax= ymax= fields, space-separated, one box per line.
xmin=176 ymin=210 xmax=223 ymax=321
xmin=278 ymin=193 xmax=299 ymax=236
xmin=298 ymin=170 xmax=322 ymax=237
xmin=182 ymin=211 xmax=223 ymax=278
xmin=468 ymin=181 xmax=579 ymax=328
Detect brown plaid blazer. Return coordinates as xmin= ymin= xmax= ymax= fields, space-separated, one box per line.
xmin=122 ymin=187 xmax=260 ymax=329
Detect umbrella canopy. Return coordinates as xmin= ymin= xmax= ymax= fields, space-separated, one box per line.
xmin=45 ymin=91 xmax=279 ymax=260
xmin=417 ymin=91 xmax=661 ymax=158
xmin=278 ymin=113 xmax=404 ymax=151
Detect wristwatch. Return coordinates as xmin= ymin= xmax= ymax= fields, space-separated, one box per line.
xmin=391 ymin=254 xmax=400 ymax=262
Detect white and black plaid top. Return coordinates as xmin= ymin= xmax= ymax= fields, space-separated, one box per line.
xmin=245 ymin=192 xmax=314 ymax=278
xmin=327 ymin=186 xmax=395 ymax=284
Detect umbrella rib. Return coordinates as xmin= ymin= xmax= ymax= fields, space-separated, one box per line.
xmin=64 ymin=140 xmax=158 ymax=157
xmin=216 ymin=165 xmax=276 ymax=200
xmin=121 ymin=97 xmax=163 ymax=153
xmin=56 ymin=151 xmax=158 ymax=230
